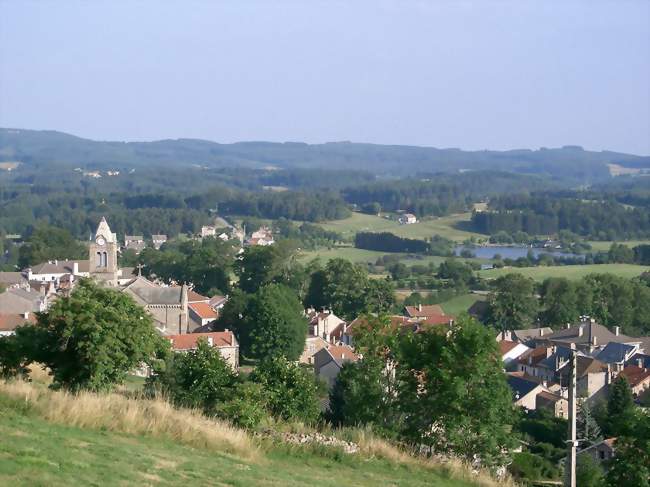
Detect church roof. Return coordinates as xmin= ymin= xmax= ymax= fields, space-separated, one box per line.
xmin=122 ymin=276 xmax=185 ymax=305
xmin=95 ymin=217 xmax=116 ymax=243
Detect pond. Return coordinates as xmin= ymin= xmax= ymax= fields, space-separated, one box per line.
xmin=453 ymin=245 xmax=584 ymax=260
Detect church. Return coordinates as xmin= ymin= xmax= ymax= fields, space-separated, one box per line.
xmin=88 ymin=218 xmax=192 ymax=334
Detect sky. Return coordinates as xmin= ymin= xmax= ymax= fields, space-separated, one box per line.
xmin=1 ymin=0 xmax=649 ymax=154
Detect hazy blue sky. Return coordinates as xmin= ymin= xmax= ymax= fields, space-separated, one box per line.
xmin=1 ymin=0 xmax=648 ymax=153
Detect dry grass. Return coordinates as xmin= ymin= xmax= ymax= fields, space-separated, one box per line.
xmin=0 ymin=380 xmax=259 ymax=461
xmin=345 ymin=429 xmax=518 ymax=487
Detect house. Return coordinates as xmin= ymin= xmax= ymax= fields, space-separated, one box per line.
xmin=399 ymin=213 xmax=417 ymax=225
xmin=209 ymin=295 xmax=228 ymax=310
xmin=201 ymin=226 xmax=217 ymax=238
xmin=300 ymin=335 xmax=329 ymax=365
xmin=167 ymin=331 xmax=239 ymax=369
xmin=188 ymin=302 xmax=218 ymax=328
xmin=124 ymin=236 xmax=146 ymax=254
xmin=506 ymin=373 xmax=549 ymax=410
xmin=497 ymin=327 xmax=553 ymax=345
xmin=536 ymin=390 xmax=569 ymax=419
xmin=404 ymin=304 xmax=445 ymax=319
xmin=0 ymin=288 xmax=48 ymax=314
xmin=577 ymin=438 xmax=616 ymax=466
xmin=596 ymin=342 xmax=640 ymax=369
xmin=121 ymin=276 xmax=190 ymax=335
xmin=558 ymin=356 xmax=610 ymax=402
xmin=0 ymin=271 xmax=28 ymax=290
xmin=0 ymin=312 xmax=36 ymax=336
xmin=538 ymin=318 xmax=648 ymax=355
xmin=27 ymin=259 xmax=89 ymax=282
xmin=499 ymin=340 xmax=531 ymax=367
xmin=307 ymin=309 xmax=346 ymax=343
xmin=517 ymin=346 xmax=554 ymax=378
xmin=618 ymin=365 xmax=650 ymax=397
xmin=151 ymin=234 xmax=167 ymax=250
xmin=313 ymin=345 xmax=359 ymax=388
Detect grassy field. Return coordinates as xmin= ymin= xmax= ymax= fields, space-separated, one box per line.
xmin=587 ymin=240 xmax=650 ymax=252
xmin=478 ymin=264 xmax=649 ymax=282
xmin=0 ymin=381 xmax=486 ymax=487
xmin=439 ymin=293 xmax=487 ymax=316
xmin=317 ymin=212 xmax=485 ymax=242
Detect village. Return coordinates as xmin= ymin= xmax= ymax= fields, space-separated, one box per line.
xmin=0 ymin=217 xmax=648 ymax=482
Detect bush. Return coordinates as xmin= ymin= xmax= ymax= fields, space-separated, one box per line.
xmin=215 ymin=382 xmax=268 ymax=430
xmin=251 ymin=356 xmax=320 ymax=424
xmin=509 ymin=452 xmax=559 ymax=482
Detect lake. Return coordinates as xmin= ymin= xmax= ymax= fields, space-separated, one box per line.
xmin=453 ymin=245 xmax=583 ymax=260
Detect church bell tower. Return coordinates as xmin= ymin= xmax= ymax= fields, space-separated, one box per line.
xmin=89 ymin=217 xmax=118 ymax=286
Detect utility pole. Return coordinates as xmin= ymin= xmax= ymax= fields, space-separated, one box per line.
xmin=565 ymin=350 xmax=577 ymax=487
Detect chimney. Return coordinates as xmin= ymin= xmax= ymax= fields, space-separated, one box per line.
xmin=54 ymin=259 xmax=58 ymax=266
xmin=418 ymin=304 xmax=422 ymax=312
xmin=22 ymin=312 xmax=29 ymax=319
xmin=207 ymin=337 xmax=214 ymax=346
xmin=638 ymin=358 xmax=644 ymax=368
xmin=566 ymin=323 xmax=571 ymax=329
xmin=592 ymin=335 xmax=597 ymax=347
xmin=540 ymin=328 xmax=545 ymax=337
xmin=546 ymin=347 xmax=554 ymax=358
xmin=73 ymin=262 xmax=79 ymax=275
xmin=614 ymin=326 xmax=620 ymax=336
xmin=578 ymin=326 xmax=584 ymax=337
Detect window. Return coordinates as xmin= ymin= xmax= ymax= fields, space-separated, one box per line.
xmin=599 ymin=451 xmax=605 ymax=460
xmin=96 ymin=252 xmax=102 ymax=267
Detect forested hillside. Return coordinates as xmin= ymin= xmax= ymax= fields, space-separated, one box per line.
xmin=2 ymin=128 xmax=649 ymax=181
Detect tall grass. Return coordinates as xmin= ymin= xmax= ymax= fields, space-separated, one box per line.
xmin=0 ymin=380 xmax=258 ymax=460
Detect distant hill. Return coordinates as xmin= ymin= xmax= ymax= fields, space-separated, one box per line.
xmin=1 ymin=128 xmax=649 ymax=182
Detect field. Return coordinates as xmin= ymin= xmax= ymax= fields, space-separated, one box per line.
xmin=478 ymin=264 xmax=649 ymax=282
xmin=586 ymin=240 xmax=650 ymax=252
xmin=0 ymin=382 xmax=480 ymax=487
xmin=439 ymin=293 xmax=487 ymax=316
xmin=317 ymin=212 xmax=485 ymax=242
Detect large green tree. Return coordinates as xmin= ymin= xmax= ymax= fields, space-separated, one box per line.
xmin=18 ymin=225 xmax=87 ymax=268
xmin=540 ymin=277 xmax=579 ymax=327
xmin=244 ymin=284 xmax=307 ymax=361
xmin=604 ymin=376 xmax=636 ymax=437
xmin=605 ymin=414 xmax=650 ymax=487
xmin=250 ymin=356 xmax=320 ymax=424
xmin=488 ymin=273 xmax=538 ymax=332
xmin=396 ymin=316 xmax=515 ymax=466
xmin=16 ymin=279 xmax=166 ymax=391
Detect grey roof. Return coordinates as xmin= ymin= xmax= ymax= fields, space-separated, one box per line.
xmin=122 ymin=277 xmax=183 ymax=305
xmin=513 ymin=327 xmax=553 ymax=342
xmin=545 ymin=322 xmax=643 ymax=347
xmin=0 ymin=288 xmax=43 ymax=313
xmin=0 ymin=272 xmax=27 ymax=285
xmin=507 ymin=375 xmax=540 ymax=399
xmin=596 ymin=342 xmax=638 ymax=364
xmin=125 ymin=235 xmax=144 ymax=241
xmin=30 ymin=260 xmax=89 ymax=275
xmin=537 ymin=346 xmax=573 ymax=370
xmin=151 ymin=234 xmax=167 ymax=240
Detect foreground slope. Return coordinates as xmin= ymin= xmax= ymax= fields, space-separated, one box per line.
xmin=0 ymin=385 xmax=476 ymax=487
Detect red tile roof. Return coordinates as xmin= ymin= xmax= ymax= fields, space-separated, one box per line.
xmin=404 ymin=304 xmax=445 ymax=318
xmin=499 ymin=340 xmax=519 ymax=355
xmin=326 ymin=345 xmax=359 ymax=363
xmin=167 ymin=332 xmax=235 ymax=350
xmin=0 ymin=313 xmax=37 ymax=331
xmin=188 ymin=302 xmax=218 ymax=320
xmin=518 ymin=346 xmax=549 ymax=366
xmin=619 ymin=365 xmax=650 ymax=388
xmin=188 ymin=290 xmax=209 ymax=303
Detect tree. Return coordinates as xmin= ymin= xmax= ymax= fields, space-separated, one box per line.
xmin=327 ymin=315 xmax=399 ymax=433
xmin=17 ymin=279 xmax=166 ymax=391
xmin=250 ymin=356 xmax=320 ymax=424
xmin=154 ymin=338 xmax=236 ymax=413
xmin=396 ymin=316 xmax=515 ymax=466
xmin=577 ymin=401 xmax=602 ymax=448
xmin=236 ymin=241 xmax=299 ymax=294
xmin=540 ymin=278 xmax=578 ymax=327
xmin=18 ymin=225 xmax=87 ymax=268
xmin=605 ymin=414 xmax=650 ymax=487
xmin=365 ymin=278 xmax=396 ymax=314
xmin=245 ymin=284 xmax=307 ymax=361
xmin=604 ymin=376 xmax=636 ymax=436
xmin=576 ymin=454 xmax=605 ymax=487
xmin=488 ymin=273 xmax=538 ymax=332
